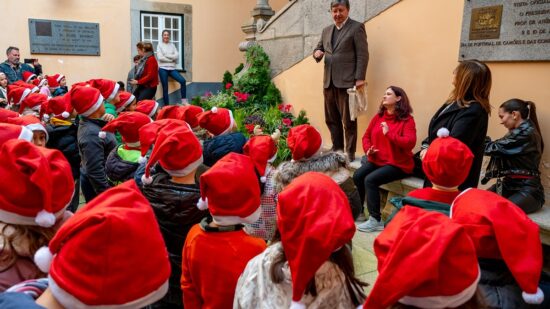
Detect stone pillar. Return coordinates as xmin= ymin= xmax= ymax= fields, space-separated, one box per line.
xmin=239 ymin=0 xmax=275 ymax=51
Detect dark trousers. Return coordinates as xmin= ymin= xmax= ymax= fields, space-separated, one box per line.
xmin=134 ymin=85 xmax=157 ymax=101
xmin=68 ymin=178 xmax=80 ymax=213
xmin=323 ymin=84 xmax=357 ymax=155
xmin=80 ymin=170 xmax=98 ymax=203
xmin=488 ymin=183 xmax=543 ymax=214
xmin=159 ymin=68 xmax=186 ymax=105
xmin=353 ymin=162 xmax=408 ymax=221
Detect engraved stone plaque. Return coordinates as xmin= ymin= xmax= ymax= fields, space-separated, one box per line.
xmin=29 ymin=19 xmax=100 ymax=56
xmin=459 ymin=0 xmax=550 ymax=61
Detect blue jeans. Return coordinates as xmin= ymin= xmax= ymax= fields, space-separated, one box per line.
xmin=159 ymin=68 xmax=186 ymax=105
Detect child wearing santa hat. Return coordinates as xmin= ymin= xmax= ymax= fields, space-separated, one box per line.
xmin=197 ymin=106 xmax=247 ymax=166
xmin=114 ymin=91 xmax=137 ymax=113
xmin=363 ymin=206 xmax=484 ymax=309
xmin=101 ymin=112 xmax=151 ymax=184
xmin=156 ymin=104 xmax=208 ymax=142
xmin=19 ymin=93 xmax=48 ymax=117
xmin=386 ymin=127 xmax=475 ymax=220
xmin=7 ymin=115 xmax=48 ymax=147
xmin=242 ymin=132 xmax=280 ymax=241
xmin=135 ymin=99 xmax=160 ymax=119
xmin=274 ymin=124 xmax=363 ymax=220
xmin=46 ymin=74 xmax=67 ymax=97
xmin=181 ymin=153 xmax=266 ymax=308
xmin=87 ymin=78 xmax=122 ymax=121
xmin=235 ymin=172 xmax=367 ymax=308
xmin=0 ymin=123 xmax=33 ymax=146
xmin=138 ymin=120 xmax=208 ymax=308
xmin=0 ymin=181 xmax=171 ymax=308
xmin=6 ymin=84 xmax=32 ymax=112
xmin=70 ymin=85 xmax=117 ymax=202
xmin=0 ymin=139 xmax=74 ymax=292
xmin=44 ymin=94 xmax=81 ymax=213
xmin=451 ymin=189 xmax=546 ymax=308
xmin=0 ymin=72 xmax=8 ymax=108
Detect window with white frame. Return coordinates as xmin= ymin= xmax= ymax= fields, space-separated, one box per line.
xmin=140 ymin=12 xmax=184 ymax=70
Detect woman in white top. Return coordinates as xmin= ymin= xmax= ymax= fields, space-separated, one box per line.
xmin=157 ymin=30 xmax=187 ymax=106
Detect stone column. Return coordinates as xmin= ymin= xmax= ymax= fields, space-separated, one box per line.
xmin=239 ymin=0 xmax=275 ymax=51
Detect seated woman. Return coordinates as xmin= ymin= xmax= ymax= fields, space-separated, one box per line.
xmin=353 ymin=86 xmax=416 ymax=232
xmin=234 ymin=172 xmax=367 ymax=308
xmin=482 ymin=99 xmax=544 ymax=214
xmin=419 ymin=60 xmax=492 ymax=190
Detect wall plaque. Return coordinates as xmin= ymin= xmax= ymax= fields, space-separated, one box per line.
xmin=459 ymin=0 xmax=550 ymax=61
xmin=28 ymin=19 xmax=100 ymax=56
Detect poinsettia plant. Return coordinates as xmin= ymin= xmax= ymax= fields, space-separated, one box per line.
xmin=191 ymin=45 xmax=309 ymax=164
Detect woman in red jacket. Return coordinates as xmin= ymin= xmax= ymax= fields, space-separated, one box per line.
xmin=130 ymin=41 xmax=159 ymax=101
xmin=353 ymin=86 xmax=416 ymax=232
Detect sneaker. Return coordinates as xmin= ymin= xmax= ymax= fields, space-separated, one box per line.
xmin=357 ymin=217 xmax=384 ymax=232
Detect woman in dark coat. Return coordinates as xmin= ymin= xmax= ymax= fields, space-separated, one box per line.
xmin=483 ymin=99 xmax=545 ymax=214
xmin=419 ymin=59 xmax=492 ymax=190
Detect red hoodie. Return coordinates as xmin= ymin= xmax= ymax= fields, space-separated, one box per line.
xmin=362 ymin=111 xmax=416 ymax=174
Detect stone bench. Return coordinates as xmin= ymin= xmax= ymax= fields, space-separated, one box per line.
xmin=376 ymin=176 xmax=550 ymax=246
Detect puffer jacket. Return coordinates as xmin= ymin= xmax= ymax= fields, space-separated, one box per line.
xmin=46 ymin=119 xmax=80 ymax=179
xmin=274 ymin=151 xmax=362 ymax=219
xmin=140 ymin=172 xmax=209 ymax=308
xmin=202 ymin=132 xmax=247 ymax=167
xmin=105 ymin=147 xmax=140 ymax=184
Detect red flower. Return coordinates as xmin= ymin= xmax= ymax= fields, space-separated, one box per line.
xmin=234 ymin=92 xmax=250 ymax=103
xmin=278 ymin=103 xmax=292 ymax=113
xmin=225 ymin=83 xmax=232 ymax=89
xmin=282 ymin=118 xmax=292 ymax=127
xmin=245 ymin=124 xmax=256 ymax=134
xmin=204 ymin=91 xmax=213 ymax=98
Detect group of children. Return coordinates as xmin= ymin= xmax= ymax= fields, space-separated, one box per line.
xmin=0 ymin=73 xmax=546 ymax=309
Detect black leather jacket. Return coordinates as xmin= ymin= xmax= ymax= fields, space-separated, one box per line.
xmin=483 ymin=120 xmax=542 ymax=181
xmin=140 ymin=173 xmax=209 ymax=307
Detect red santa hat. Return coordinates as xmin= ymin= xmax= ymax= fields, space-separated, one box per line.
xmin=197 ymin=107 xmax=234 ymax=136
xmin=19 ymin=93 xmax=48 ymax=114
xmin=13 ymin=80 xmax=39 ymax=93
xmin=287 ymin=124 xmax=323 ymax=161
xmin=22 ymin=71 xmax=37 ymax=83
xmin=141 ymin=123 xmax=202 ymax=184
xmin=364 ymin=206 xmax=480 ymax=309
xmin=7 ymin=85 xmax=32 ymax=106
xmin=180 ymin=105 xmax=204 ymax=129
xmin=422 ymin=128 xmax=474 ymax=188
xmin=88 ymin=78 xmax=120 ymax=101
xmin=33 ymin=181 xmax=170 ymax=308
xmin=43 ymin=94 xmax=72 ymax=120
xmin=99 ymin=111 xmax=152 ymax=147
xmin=0 ymin=123 xmax=33 ymax=146
xmin=156 ymin=105 xmax=184 ymax=121
xmin=135 ymin=100 xmax=159 ymax=118
xmin=0 ymin=108 xmax=20 ymax=123
xmin=138 ymin=119 xmax=189 ymax=163
xmin=196 ymin=153 xmax=261 ymax=225
xmin=276 ymin=172 xmax=355 ymax=308
xmin=45 ymin=74 xmax=65 ymax=88
xmin=0 ymin=139 xmax=74 ymax=227
xmin=115 ymin=91 xmax=136 ymax=112
xmin=451 ymin=189 xmax=544 ymax=305
xmin=31 ymin=77 xmax=48 ymax=88
xmin=7 ymin=115 xmax=48 ymax=141
xmin=69 ymin=85 xmax=104 ymax=117
xmin=243 ymin=135 xmax=278 ymax=183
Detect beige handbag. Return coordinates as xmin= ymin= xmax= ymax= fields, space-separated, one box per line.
xmin=347 ymin=85 xmax=368 ymax=121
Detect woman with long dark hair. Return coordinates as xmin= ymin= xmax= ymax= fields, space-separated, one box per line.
xmin=419 ymin=59 xmax=492 ymax=190
xmin=483 ymin=99 xmax=545 ymax=214
xmin=353 ymin=86 xmax=416 ymax=232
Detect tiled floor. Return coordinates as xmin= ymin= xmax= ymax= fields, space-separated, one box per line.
xmin=352 ymin=225 xmax=380 ymax=294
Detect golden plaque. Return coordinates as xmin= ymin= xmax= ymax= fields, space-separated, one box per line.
xmin=469 ymin=5 xmax=503 ymax=40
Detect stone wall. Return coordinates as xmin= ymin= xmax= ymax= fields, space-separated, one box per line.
xmin=256 ymin=0 xmax=400 ymax=76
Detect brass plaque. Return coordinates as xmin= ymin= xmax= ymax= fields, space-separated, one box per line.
xmin=469 ymin=5 xmax=503 ymax=40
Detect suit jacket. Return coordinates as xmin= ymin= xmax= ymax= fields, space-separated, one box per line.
xmin=314 ymin=19 xmax=369 ymax=89
xmin=422 ymin=101 xmax=489 ymax=190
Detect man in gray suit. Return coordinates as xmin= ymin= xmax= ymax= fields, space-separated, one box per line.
xmin=313 ymin=0 xmax=368 ymax=161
